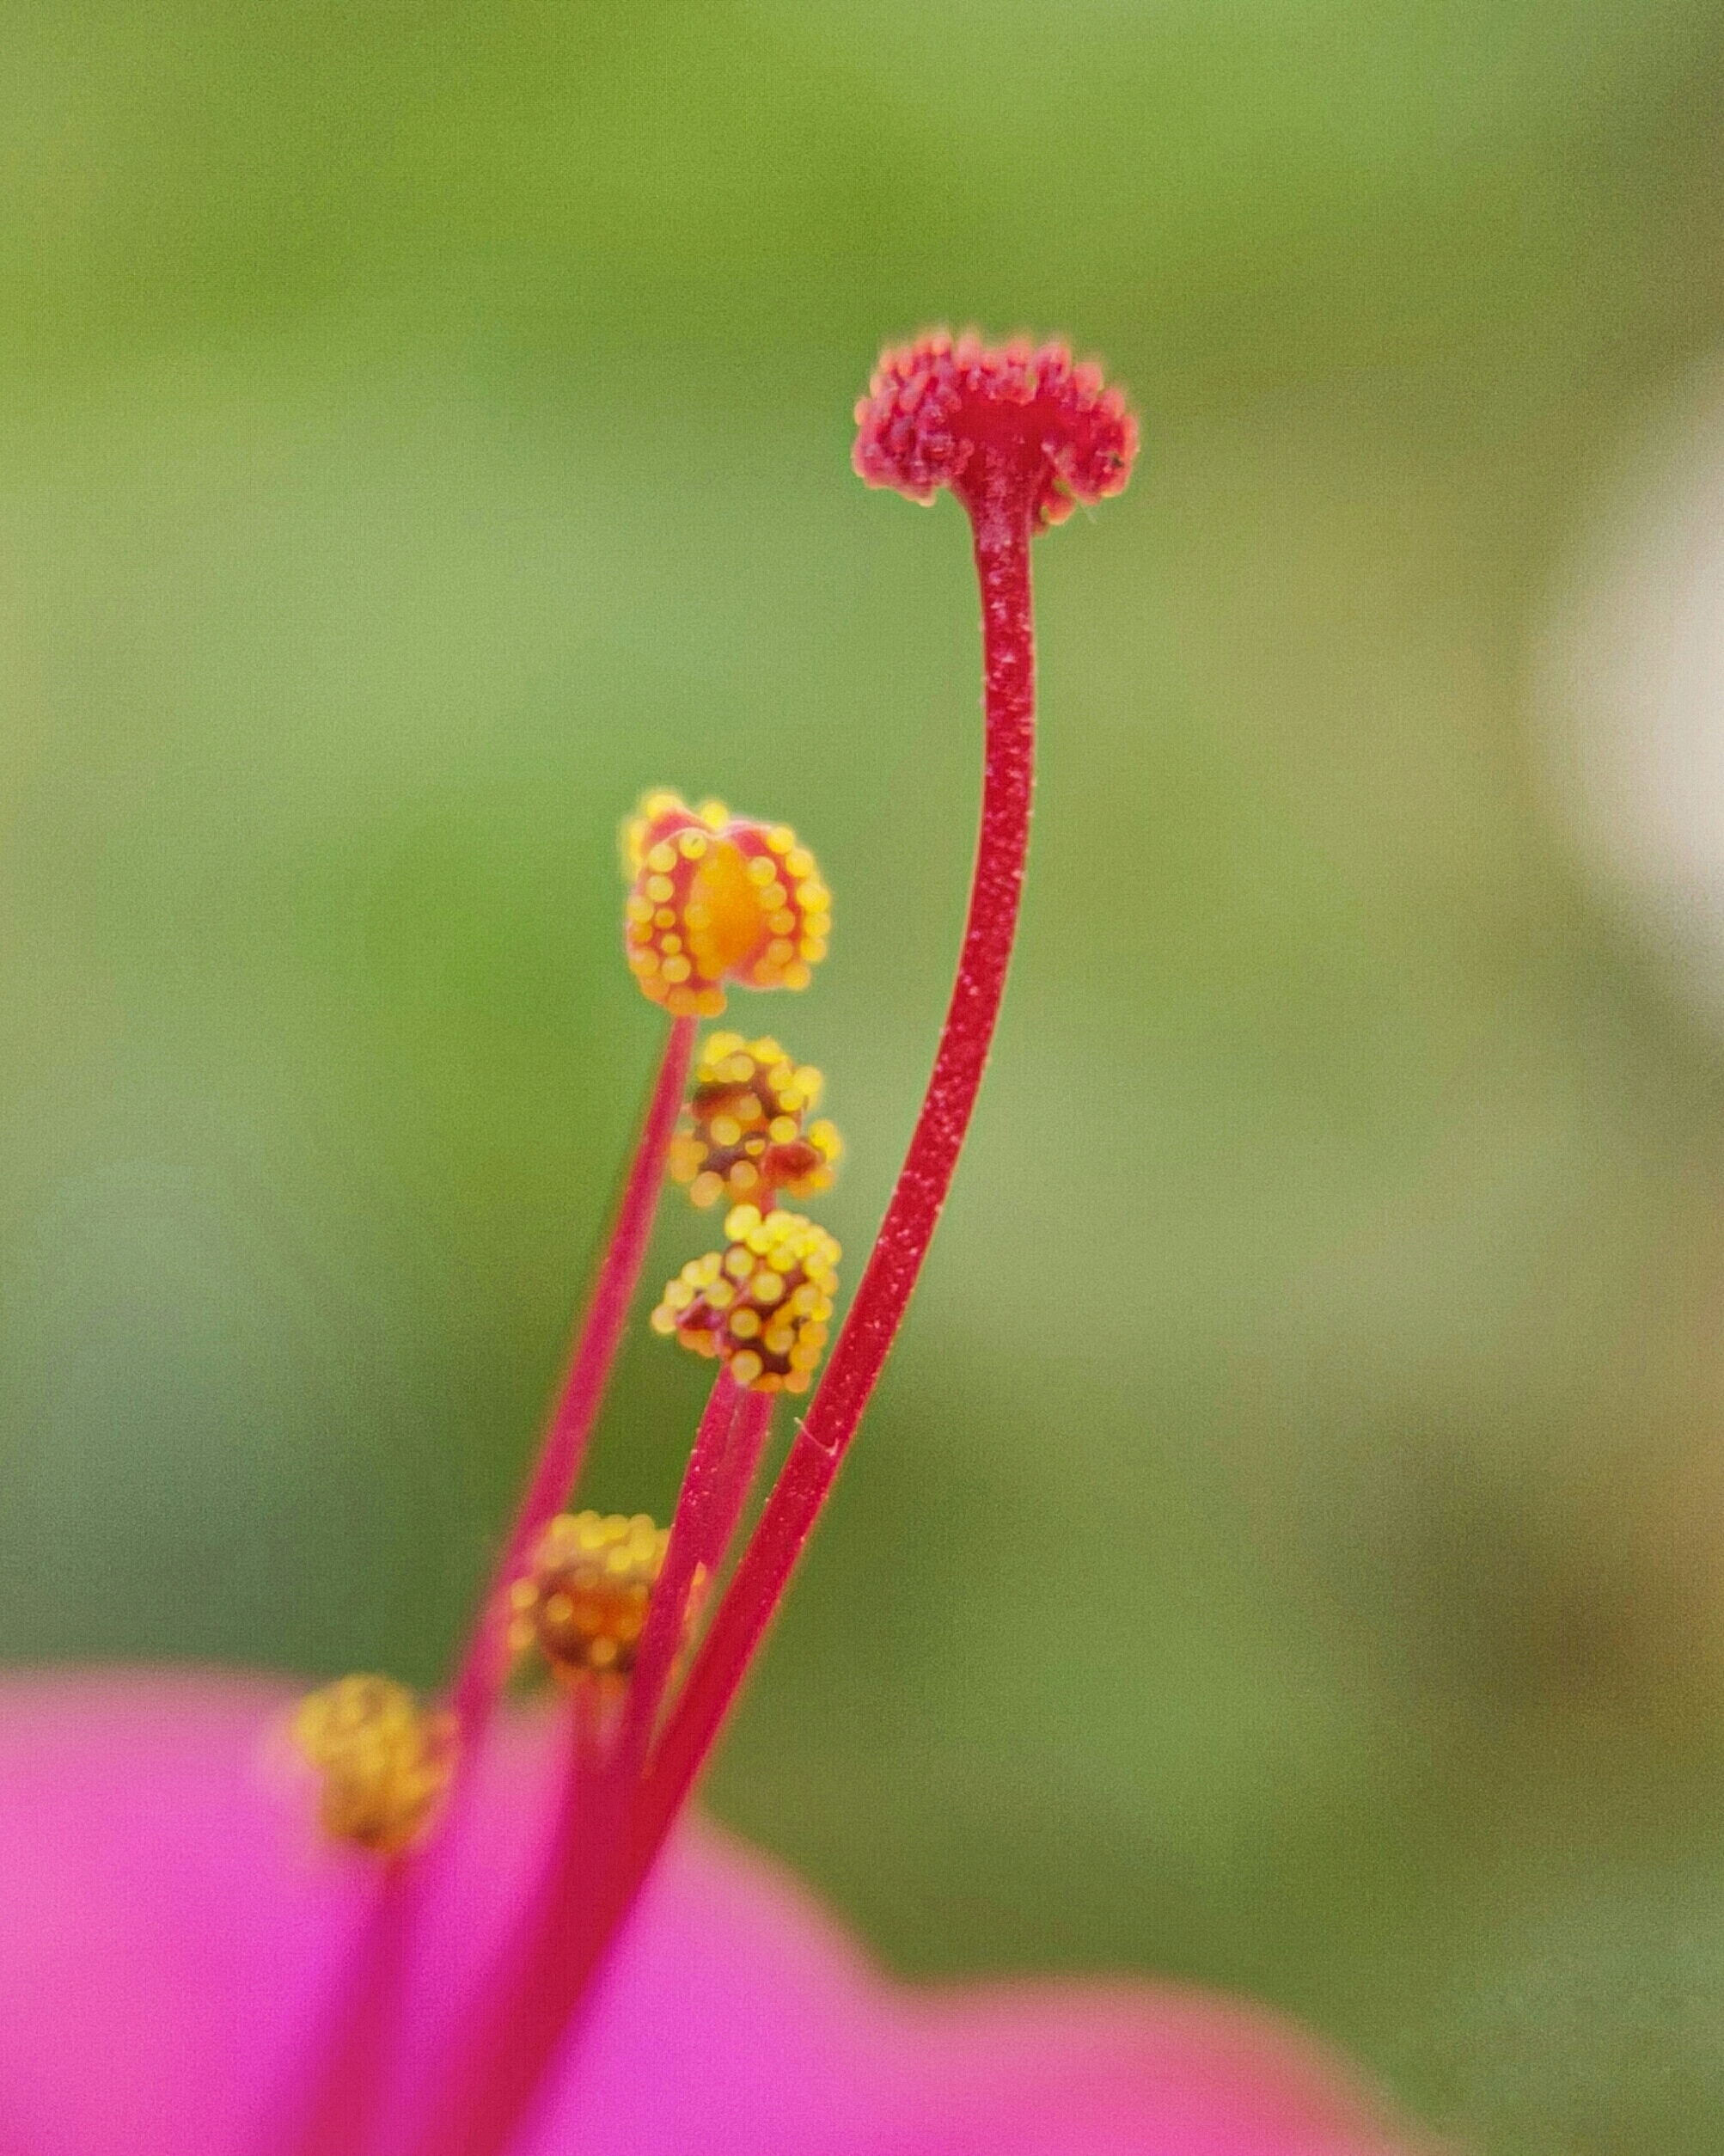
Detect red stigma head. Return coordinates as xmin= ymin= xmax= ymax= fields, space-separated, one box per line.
xmin=852 ymin=330 xmax=1138 ymax=531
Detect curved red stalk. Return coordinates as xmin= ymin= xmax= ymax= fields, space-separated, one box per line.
xmin=596 ymin=451 xmax=1041 ymax=1991
xmin=404 ymin=1685 xmax=602 ymax=2156
xmin=447 ymin=1014 xmax=697 ymax=1755
xmin=613 ymin=1373 xmax=773 ymax=1785
xmin=614 ymin=332 xmax=1139 ymax=1872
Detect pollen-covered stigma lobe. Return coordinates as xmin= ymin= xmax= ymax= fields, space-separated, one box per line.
xmin=623 ymin=792 xmax=831 ymax=1017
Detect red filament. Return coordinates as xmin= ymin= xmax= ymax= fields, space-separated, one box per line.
xmin=596 ymin=330 xmax=1136 ymax=1980
xmin=447 ymin=1016 xmax=696 ymax=1759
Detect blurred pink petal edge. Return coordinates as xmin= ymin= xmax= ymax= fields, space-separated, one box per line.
xmin=0 ymin=1673 xmax=1409 ymax=2156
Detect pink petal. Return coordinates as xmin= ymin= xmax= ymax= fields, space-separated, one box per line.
xmin=0 ymin=1672 xmax=1410 ymax=2156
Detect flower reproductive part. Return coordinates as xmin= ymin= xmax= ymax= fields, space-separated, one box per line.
xmin=853 ymin=328 xmax=1137 ymax=530
xmin=669 ymin=1031 xmax=841 ymax=1210
xmin=651 ymin=1204 xmax=840 ymax=1394
xmin=0 ymin=334 xmax=1419 ymax=2156
xmin=507 ymin=1510 xmax=698 ymax=1687
xmin=615 ymin=334 xmax=1139 ymax=1934
xmin=231 ymin=336 xmax=1152 ymax=2156
xmin=623 ymin=793 xmax=831 ymax=1017
xmin=290 ymin=1675 xmax=455 ymax=1859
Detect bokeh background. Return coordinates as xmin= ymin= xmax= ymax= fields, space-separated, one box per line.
xmin=7 ymin=3 xmax=1724 ymax=2148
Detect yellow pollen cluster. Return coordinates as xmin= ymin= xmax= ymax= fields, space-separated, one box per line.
xmin=290 ymin=1675 xmax=455 ymax=1858
xmin=509 ymin=1510 xmax=687 ymax=1683
xmin=651 ymin=1204 xmax=840 ymax=1394
xmin=622 ymin=791 xmax=831 ymax=1017
xmin=669 ymin=1031 xmax=842 ymax=1209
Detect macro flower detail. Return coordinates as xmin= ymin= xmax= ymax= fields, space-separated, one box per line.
xmin=622 ymin=791 xmax=831 ymax=1016
xmin=290 ymin=1675 xmax=455 ymax=1858
xmin=651 ymin=1204 xmax=841 ymax=1393
xmin=853 ymin=329 xmax=1138 ymax=530
xmin=625 ymin=332 xmax=1144 ymax=1894
xmin=441 ymin=788 xmax=828 ymax=1793
xmin=669 ymin=1031 xmax=841 ymax=1208
xmin=507 ymin=1511 xmax=676 ymax=1686
xmin=0 ymin=335 xmax=1419 ymax=2156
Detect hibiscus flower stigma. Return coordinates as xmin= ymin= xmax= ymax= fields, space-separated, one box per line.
xmin=257 ymin=335 xmax=1417 ymax=2156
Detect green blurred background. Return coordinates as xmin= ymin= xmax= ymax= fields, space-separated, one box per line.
xmin=7 ymin=3 xmax=1724 ymax=2147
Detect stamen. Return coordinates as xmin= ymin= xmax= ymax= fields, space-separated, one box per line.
xmin=668 ymin=1031 xmax=841 ymax=1207
xmin=508 ymin=1510 xmax=696 ymax=1688
xmin=449 ymin=790 xmax=832 ymax=1760
xmin=623 ymin=793 xmax=831 ymax=1014
xmin=289 ymin=787 xmax=835 ymax=2156
xmin=651 ymin=1204 xmax=840 ymax=1395
xmin=613 ymin=1374 xmax=772 ymax=1779
xmin=291 ymin=1675 xmax=455 ymax=1859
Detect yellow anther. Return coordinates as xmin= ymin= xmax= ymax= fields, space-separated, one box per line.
xmin=651 ymin=1208 xmax=840 ymax=1394
xmin=621 ymin=792 xmax=831 ymax=1015
xmin=510 ymin=1511 xmax=682 ymax=1684
xmin=291 ymin=1675 xmax=455 ymax=1859
xmin=669 ymin=1033 xmax=842 ymax=1208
